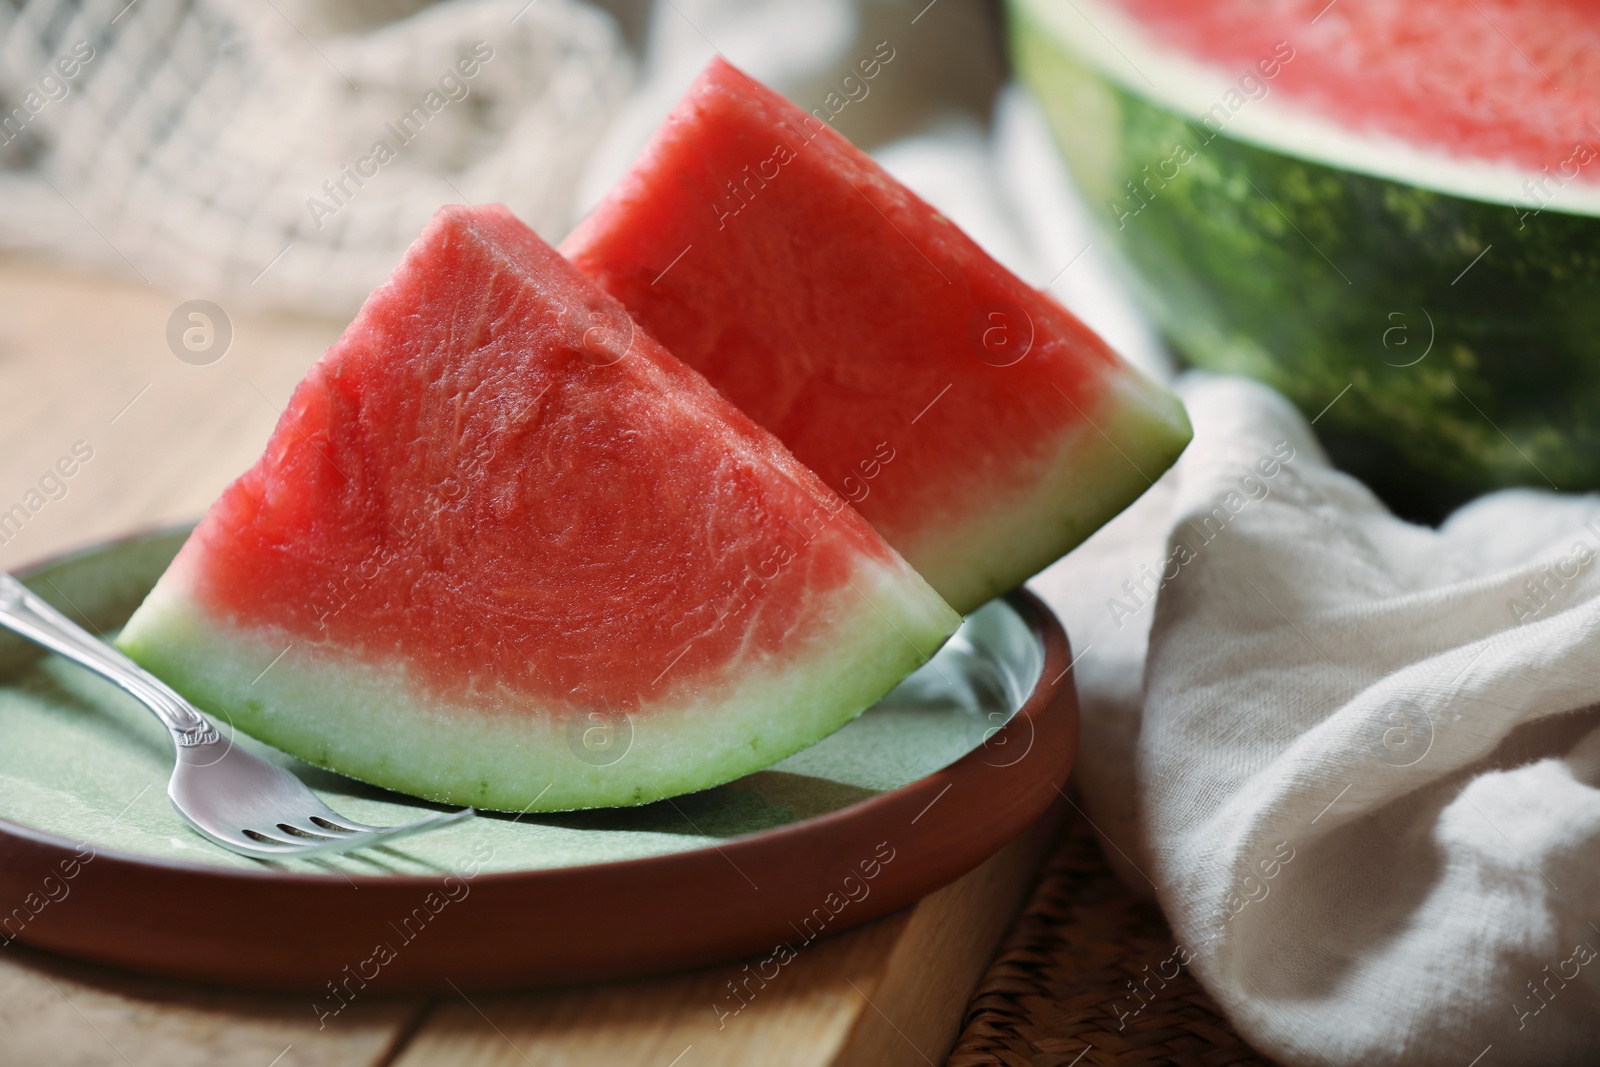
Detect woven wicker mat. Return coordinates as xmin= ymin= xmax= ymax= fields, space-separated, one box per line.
xmin=946 ymin=815 xmax=1278 ymax=1067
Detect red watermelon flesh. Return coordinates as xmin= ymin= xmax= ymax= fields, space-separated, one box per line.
xmin=116 ymin=205 xmax=959 ymax=812
xmin=1115 ymin=0 xmax=1600 ymax=179
xmin=562 ymin=59 xmax=1191 ymax=614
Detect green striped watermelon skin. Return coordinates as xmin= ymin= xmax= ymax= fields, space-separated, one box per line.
xmin=1010 ymin=3 xmax=1600 ymax=518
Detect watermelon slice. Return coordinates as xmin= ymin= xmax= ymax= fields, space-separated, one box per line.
xmin=1010 ymin=0 xmax=1600 ymax=517
xmin=116 ymin=205 xmax=959 ymax=812
xmin=561 ymin=59 xmax=1191 ymax=615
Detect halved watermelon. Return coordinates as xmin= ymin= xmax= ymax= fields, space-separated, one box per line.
xmin=116 ymin=205 xmax=959 ymax=812
xmin=561 ymin=59 xmax=1191 ymax=615
xmin=1010 ymin=0 xmax=1600 ymax=517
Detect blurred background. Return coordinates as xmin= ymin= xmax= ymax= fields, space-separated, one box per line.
xmin=0 ymin=0 xmax=1032 ymax=318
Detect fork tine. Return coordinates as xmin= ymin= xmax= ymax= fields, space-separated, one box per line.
xmin=334 ymin=809 xmax=476 ymax=849
xmin=241 ymin=807 xmax=477 ymax=859
xmin=293 ymin=794 xmax=399 ymax=835
xmin=270 ymin=817 xmax=349 ymax=842
xmin=191 ymin=806 xmax=474 ymax=860
xmin=201 ymin=826 xmax=318 ymax=856
xmin=349 ymin=808 xmax=476 ymax=844
xmin=303 ymin=802 xmax=475 ymax=838
xmin=304 ymin=814 xmax=382 ymax=835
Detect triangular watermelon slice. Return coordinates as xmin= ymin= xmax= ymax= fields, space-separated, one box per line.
xmin=562 ymin=58 xmax=1191 ymax=614
xmin=117 ymin=205 xmax=959 ymax=812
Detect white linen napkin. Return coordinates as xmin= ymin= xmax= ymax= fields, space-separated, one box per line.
xmin=1033 ymin=373 xmax=1600 ymax=1066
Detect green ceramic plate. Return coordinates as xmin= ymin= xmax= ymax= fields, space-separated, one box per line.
xmin=0 ymin=527 xmax=1077 ymax=991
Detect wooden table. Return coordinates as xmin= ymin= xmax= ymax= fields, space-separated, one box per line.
xmin=0 ymin=256 xmax=1058 ymax=1066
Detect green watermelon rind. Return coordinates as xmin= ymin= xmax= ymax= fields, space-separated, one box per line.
xmin=117 ymin=553 xmax=959 ymax=813
xmin=920 ymin=364 xmax=1191 ymax=612
xmin=1009 ymin=0 xmax=1600 ymax=514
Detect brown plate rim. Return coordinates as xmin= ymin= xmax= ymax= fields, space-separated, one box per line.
xmin=0 ymin=525 xmax=1079 ymax=990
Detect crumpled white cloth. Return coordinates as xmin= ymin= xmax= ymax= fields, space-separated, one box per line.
xmin=1033 ymin=374 xmax=1600 ymax=1066
xmin=0 ymin=0 xmax=633 ymax=317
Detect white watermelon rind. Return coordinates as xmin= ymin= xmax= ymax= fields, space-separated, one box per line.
xmin=912 ymin=363 xmax=1191 ymax=613
xmin=115 ymin=552 xmax=960 ymax=813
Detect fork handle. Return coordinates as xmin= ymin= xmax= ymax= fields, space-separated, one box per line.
xmin=0 ymin=573 xmax=218 ymax=747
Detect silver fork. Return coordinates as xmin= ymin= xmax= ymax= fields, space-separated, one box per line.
xmin=0 ymin=572 xmax=473 ymax=859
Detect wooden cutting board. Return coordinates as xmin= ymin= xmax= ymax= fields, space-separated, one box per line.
xmin=0 ymin=256 xmax=1062 ymax=1066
